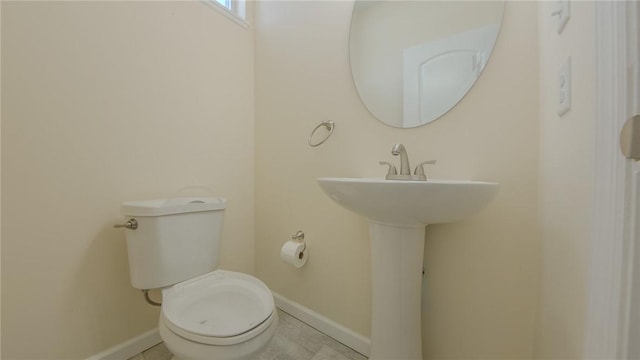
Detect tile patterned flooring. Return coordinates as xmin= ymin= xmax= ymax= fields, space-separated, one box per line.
xmin=128 ymin=309 xmax=367 ymax=360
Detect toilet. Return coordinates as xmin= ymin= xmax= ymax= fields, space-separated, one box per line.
xmin=119 ymin=197 xmax=278 ymax=360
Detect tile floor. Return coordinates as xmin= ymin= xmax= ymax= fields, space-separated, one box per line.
xmin=127 ymin=309 xmax=367 ymax=360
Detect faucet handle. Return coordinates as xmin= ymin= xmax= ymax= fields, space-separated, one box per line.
xmin=414 ymin=160 xmax=437 ymax=179
xmin=379 ymin=161 xmax=398 ymax=176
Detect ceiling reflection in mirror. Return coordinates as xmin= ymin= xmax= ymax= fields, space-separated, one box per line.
xmin=349 ymin=1 xmax=504 ymax=128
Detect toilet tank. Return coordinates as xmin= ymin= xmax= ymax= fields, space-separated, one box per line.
xmin=120 ymin=197 xmax=226 ymax=289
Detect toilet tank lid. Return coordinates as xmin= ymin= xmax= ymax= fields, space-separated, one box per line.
xmin=120 ymin=197 xmax=226 ymax=216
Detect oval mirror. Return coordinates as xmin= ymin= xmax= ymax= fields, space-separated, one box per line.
xmin=349 ymin=1 xmax=504 ymax=128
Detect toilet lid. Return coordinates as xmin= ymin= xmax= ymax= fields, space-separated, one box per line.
xmin=162 ymin=270 xmax=274 ymax=342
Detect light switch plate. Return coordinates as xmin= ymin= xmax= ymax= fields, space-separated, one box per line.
xmin=558 ymin=57 xmax=571 ymax=116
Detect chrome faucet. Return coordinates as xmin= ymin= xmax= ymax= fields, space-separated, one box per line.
xmin=380 ymin=144 xmax=436 ymax=181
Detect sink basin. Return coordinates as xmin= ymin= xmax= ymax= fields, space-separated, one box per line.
xmin=317 ymin=177 xmax=499 ymax=226
xmin=316 ymin=177 xmax=499 ymax=359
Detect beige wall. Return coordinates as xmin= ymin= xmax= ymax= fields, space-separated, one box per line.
xmin=534 ymin=2 xmax=595 ymax=358
xmin=0 ymin=0 xmax=599 ymax=358
xmin=1 ymin=1 xmax=254 ymax=358
xmin=255 ymin=2 xmax=540 ymax=358
xmin=0 ymin=2 xmax=3 ymax=356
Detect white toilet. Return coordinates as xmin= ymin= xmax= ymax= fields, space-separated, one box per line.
xmin=119 ymin=197 xmax=278 ymax=360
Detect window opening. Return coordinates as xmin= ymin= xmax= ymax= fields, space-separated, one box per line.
xmin=208 ymin=0 xmax=246 ymax=24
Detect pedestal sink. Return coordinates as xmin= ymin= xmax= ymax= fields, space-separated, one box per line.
xmin=316 ymin=178 xmax=499 ymax=360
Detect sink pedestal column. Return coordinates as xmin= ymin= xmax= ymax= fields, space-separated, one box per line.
xmin=369 ymin=222 xmax=425 ymax=360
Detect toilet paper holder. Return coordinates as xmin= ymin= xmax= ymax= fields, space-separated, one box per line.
xmin=291 ymin=230 xmax=306 ymax=251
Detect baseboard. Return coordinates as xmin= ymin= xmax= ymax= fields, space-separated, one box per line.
xmin=273 ymin=292 xmax=371 ymax=357
xmin=85 ymin=328 xmax=162 ymax=360
xmin=85 ymin=295 xmax=370 ymax=359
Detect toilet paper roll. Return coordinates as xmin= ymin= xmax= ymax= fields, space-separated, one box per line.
xmin=280 ymin=241 xmax=307 ymax=268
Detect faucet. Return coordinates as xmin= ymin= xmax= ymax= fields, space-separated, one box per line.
xmin=379 ymin=144 xmax=436 ymax=181
xmin=392 ymin=144 xmax=411 ymax=176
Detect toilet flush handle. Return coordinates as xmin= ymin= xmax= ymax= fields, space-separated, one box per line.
xmin=114 ymin=218 xmax=138 ymax=230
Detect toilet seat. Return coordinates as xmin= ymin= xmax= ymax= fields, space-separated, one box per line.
xmin=161 ymin=270 xmax=275 ymax=346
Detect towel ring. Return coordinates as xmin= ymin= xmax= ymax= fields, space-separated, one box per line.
xmin=308 ymin=120 xmax=335 ymax=147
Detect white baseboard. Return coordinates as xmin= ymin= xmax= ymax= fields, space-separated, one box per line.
xmin=85 ymin=295 xmax=370 ymax=360
xmin=273 ymin=292 xmax=370 ymax=357
xmin=85 ymin=329 xmax=162 ymax=360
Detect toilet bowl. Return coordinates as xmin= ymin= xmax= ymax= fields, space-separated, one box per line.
xmin=118 ymin=197 xmax=277 ymax=360
xmin=158 ymin=270 xmax=278 ymax=360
